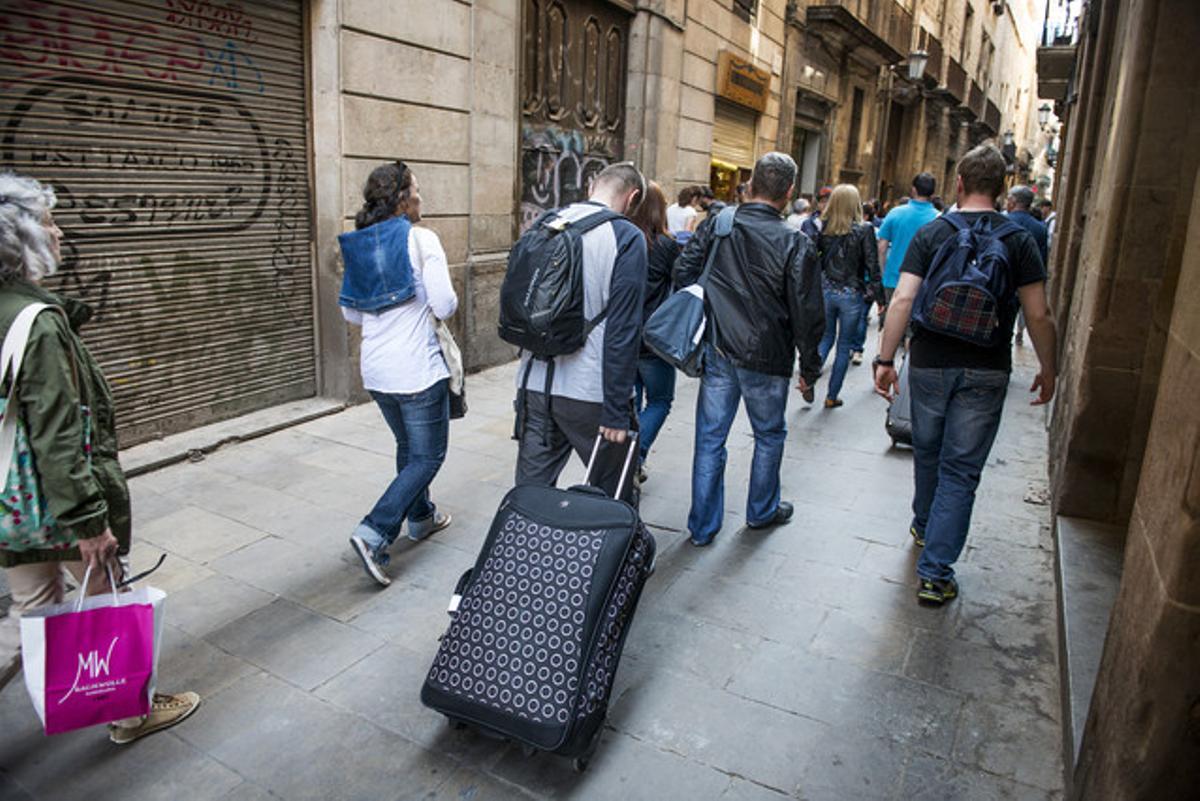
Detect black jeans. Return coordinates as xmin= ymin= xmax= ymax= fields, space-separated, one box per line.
xmin=515 ymin=391 xmax=639 ymax=506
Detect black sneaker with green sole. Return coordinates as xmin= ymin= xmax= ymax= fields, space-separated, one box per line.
xmin=910 ymin=526 xmax=925 ymax=548
xmin=917 ymin=577 xmax=958 ymax=605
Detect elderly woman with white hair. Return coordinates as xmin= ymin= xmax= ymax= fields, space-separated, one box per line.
xmin=0 ymin=172 xmax=199 ymax=743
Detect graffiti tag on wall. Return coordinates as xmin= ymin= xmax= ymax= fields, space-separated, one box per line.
xmin=520 ymin=126 xmax=618 ymax=232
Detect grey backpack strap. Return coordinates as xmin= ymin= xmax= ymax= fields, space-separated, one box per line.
xmin=698 ymin=206 xmax=737 ymax=285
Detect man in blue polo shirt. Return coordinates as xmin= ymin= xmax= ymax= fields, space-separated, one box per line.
xmin=877 ymin=173 xmax=940 ymax=329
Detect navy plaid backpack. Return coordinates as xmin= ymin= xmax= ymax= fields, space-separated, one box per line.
xmin=912 ymin=212 xmax=1024 ymax=347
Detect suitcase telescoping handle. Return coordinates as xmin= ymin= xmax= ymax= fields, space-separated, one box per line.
xmin=583 ymin=431 xmax=639 ymax=500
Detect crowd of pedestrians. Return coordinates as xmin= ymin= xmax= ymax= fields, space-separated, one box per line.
xmin=488 ymin=145 xmax=1056 ymax=590
xmin=0 ymin=140 xmax=1057 ymax=746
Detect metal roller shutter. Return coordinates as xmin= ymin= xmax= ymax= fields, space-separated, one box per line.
xmin=0 ymin=0 xmax=315 ymax=445
xmin=711 ymin=99 xmax=758 ymax=170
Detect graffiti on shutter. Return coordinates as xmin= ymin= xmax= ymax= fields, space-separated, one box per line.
xmin=0 ymin=0 xmax=314 ymax=445
xmin=519 ymin=0 xmax=629 ymax=231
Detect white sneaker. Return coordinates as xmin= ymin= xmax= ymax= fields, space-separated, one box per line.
xmin=349 ymin=535 xmax=391 ymax=587
xmin=408 ymin=512 xmax=452 ymax=542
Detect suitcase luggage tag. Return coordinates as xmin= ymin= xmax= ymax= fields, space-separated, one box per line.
xmin=447 ymin=567 xmax=473 ymax=617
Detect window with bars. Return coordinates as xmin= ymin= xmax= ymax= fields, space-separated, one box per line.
xmin=733 ymin=0 xmax=758 ymax=22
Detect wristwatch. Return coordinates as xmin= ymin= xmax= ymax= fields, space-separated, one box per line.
xmin=872 ymin=356 xmax=895 ymax=369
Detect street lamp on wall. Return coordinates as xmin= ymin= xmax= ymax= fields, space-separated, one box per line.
xmin=907 ymin=50 xmax=928 ymax=82
xmin=1001 ymin=131 xmax=1017 ymax=171
xmin=1038 ymin=103 xmax=1052 ymax=127
xmin=902 ymin=50 xmax=931 ymax=82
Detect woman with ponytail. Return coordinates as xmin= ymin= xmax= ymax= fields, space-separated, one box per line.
xmin=338 ymin=162 xmax=458 ymax=587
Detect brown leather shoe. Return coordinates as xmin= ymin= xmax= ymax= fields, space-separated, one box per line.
xmin=109 ymin=691 xmax=201 ymax=745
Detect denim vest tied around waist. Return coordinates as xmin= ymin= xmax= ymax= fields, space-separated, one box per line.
xmin=337 ymin=215 xmax=416 ymax=312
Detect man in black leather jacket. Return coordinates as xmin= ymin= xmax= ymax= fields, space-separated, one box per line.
xmin=673 ymin=152 xmax=825 ymax=547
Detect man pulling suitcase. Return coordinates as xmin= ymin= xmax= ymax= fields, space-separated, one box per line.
xmin=498 ymin=162 xmax=649 ymax=506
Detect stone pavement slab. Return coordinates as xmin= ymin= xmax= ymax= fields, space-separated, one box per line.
xmin=0 ymin=329 xmax=1063 ymax=800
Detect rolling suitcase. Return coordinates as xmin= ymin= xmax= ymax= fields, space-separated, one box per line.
xmin=420 ymin=435 xmax=656 ymax=772
xmin=885 ymin=351 xmax=913 ymax=446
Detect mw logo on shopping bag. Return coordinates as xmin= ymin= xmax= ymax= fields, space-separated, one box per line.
xmin=58 ymin=636 xmax=121 ymax=704
xmin=42 ymin=603 xmax=154 ymax=733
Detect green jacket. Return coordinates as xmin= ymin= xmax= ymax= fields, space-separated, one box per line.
xmin=0 ymin=280 xmax=131 ymax=567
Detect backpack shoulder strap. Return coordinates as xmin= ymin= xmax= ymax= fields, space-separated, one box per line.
xmin=941 ymin=212 xmax=969 ymax=232
xmin=712 ymin=205 xmax=736 ymax=238
xmin=697 ymin=206 xmax=737 ymax=285
xmin=989 ymin=220 xmax=1026 ymax=239
xmin=561 ymin=207 xmax=622 ymax=236
xmin=575 ymin=209 xmax=628 ymax=335
xmin=529 ymin=209 xmax=559 ymax=230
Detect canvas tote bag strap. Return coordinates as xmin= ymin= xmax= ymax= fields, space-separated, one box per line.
xmin=411 ymin=229 xmax=465 ymax=395
xmin=0 ymin=302 xmax=52 ymax=481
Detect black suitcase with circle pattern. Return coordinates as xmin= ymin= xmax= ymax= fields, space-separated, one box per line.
xmin=420 ymin=436 xmax=655 ymax=771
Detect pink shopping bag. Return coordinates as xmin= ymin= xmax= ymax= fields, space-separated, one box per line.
xmin=20 ymin=566 xmax=165 ymax=735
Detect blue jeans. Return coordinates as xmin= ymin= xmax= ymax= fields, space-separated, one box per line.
xmin=909 ymin=367 xmax=1009 ymax=581
xmin=635 ymin=355 xmax=677 ymax=464
xmin=688 ymin=347 xmax=789 ymax=540
xmin=355 ymin=379 xmax=449 ymax=558
xmin=817 ymin=285 xmax=867 ymax=401
xmin=849 ymin=295 xmax=872 ymax=353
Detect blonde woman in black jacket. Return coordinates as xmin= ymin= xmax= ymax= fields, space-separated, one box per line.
xmin=815 ymin=184 xmax=883 ymax=408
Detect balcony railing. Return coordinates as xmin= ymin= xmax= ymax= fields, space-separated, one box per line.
xmin=886 ymin=4 xmax=914 ymax=62
xmin=968 ymin=79 xmax=986 ymax=119
xmin=806 ymin=0 xmax=916 ymax=64
xmin=984 ymin=99 xmax=1001 ymax=133
xmin=946 ymin=57 xmax=967 ymax=104
xmin=918 ymin=27 xmax=944 ymax=85
xmin=1041 ymin=0 xmax=1083 ymax=47
xmin=1037 ymin=0 xmax=1082 ymax=101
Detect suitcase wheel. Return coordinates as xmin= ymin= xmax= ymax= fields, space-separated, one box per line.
xmin=572 ymin=726 xmax=604 ymax=773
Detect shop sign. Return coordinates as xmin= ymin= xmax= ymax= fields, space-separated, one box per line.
xmin=717 ymin=51 xmax=770 ymax=113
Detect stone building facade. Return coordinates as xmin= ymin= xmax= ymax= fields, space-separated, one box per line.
xmin=0 ymin=0 xmax=1043 ymax=444
xmin=309 ymin=0 xmax=523 ymax=398
xmin=631 ymin=0 xmax=1043 ymax=206
xmin=1039 ymin=0 xmax=1200 ymax=797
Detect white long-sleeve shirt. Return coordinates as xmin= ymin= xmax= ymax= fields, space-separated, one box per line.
xmin=341 ymin=225 xmax=458 ymax=395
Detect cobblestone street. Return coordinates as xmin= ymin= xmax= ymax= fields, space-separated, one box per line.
xmin=0 ymin=331 xmax=1063 ymax=800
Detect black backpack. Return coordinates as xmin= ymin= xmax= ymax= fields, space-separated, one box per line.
xmin=498 ymin=208 xmax=622 ymax=358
